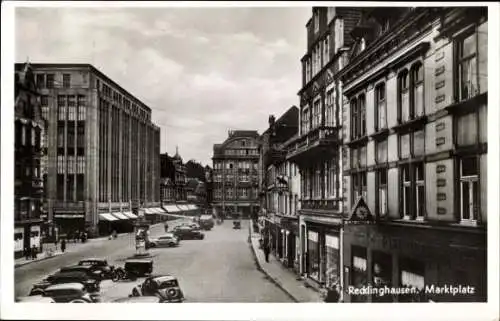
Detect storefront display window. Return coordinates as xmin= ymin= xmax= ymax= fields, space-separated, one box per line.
xmin=325 ymin=234 xmax=340 ymax=288
xmin=372 ymin=251 xmax=393 ymax=302
xmin=399 ymin=258 xmax=426 ymax=302
xmin=307 ymin=230 xmax=320 ymax=281
xmin=351 ymin=246 xmax=368 ymax=302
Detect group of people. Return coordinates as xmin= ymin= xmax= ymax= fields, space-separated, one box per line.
xmin=23 ymin=244 xmax=39 ymax=260
xmin=67 ymin=230 xmax=88 ymax=243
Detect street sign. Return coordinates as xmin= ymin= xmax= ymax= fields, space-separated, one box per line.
xmin=345 ymin=197 xmax=374 ymax=225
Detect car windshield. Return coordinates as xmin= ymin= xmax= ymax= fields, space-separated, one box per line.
xmin=158 ymin=280 xmax=178 ymax=289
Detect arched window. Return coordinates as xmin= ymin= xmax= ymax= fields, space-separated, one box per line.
xmin=375 ymin=83 xmax=386 ymax=131
xmin=411 ymin=62 xmax=424 ymax=118
xmin=398 ymin=70 xmax=409 ymax=123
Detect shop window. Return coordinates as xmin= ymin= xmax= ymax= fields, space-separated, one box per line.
xmin=307 ymin=230 xmax=320 ymax=281
xmin=460 ymin=156 xmax=479 ymax=223
xmin=372 ymin=251 xmax=393 ymax=302
xmin=399 ymin=258 xmax=426 ymax=302
xmin=325 ymin=234 xmax=340 ymax=288
xmin=351 ymin=246 xmax=368 ymax=302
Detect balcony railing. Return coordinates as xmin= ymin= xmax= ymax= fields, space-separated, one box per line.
xmin=301 ymin=199 xmax=341 ymax=211
xmin=287 ymin=127 xmax=340 ymax=162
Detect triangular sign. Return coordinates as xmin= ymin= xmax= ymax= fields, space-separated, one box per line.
xmin=347 ymin=196 xmax=374 ymax=224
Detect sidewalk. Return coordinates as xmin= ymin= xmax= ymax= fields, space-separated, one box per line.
xmin=15 ymin=221 xmax=181 ymax=268
xmin=248 ymin=223 xmax=323 ymax=303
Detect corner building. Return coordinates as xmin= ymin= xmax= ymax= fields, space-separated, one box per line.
xmin=287 ymin=7 xmax=362 ymax=290
xmin=29 ymin=64 xmax=161 ymax=237
xmin=212 ymin=130 xmax=260 ymax=218
xmin=338 ymin=7 xmax=487 ymax=302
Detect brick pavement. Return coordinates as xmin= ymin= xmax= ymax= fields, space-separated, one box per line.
xmin=248 ymin=223 xmax=323 ymax=302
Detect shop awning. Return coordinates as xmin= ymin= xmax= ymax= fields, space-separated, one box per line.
xmin=122 ymin=211 xmax=138 ymax=219
xmin=111 ymin=212 xmax=129 ymax=220
xmin=155 ymin=207 xmax=166 ymax=213
xmin=54 ymin=214 xmax=85 ymax=219
xmin=144 ymin=208 xmax=157 ymax=214
xmin=187 ymin=204 xmax=198 ymax=210
xmin=164 ymin=205 xmax=181 ymax=213
xmin=177 ymin=205 xmax=190 ymax=211
xmin=99 ymin=213 xmax=118 ymax=221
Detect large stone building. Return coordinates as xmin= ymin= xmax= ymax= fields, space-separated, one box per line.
xmin=259 ymin=106 xmax=301 ymax=272
xmin=286 ymin=7 xmax=362 ymax=289
xmin=212 ymin=130 xmax=260 ymax=218
xmin=14 ymin=63 xmax=45 ymax=258
xmin=25 ymin=63 xmax=162 ymax=237
xmin=338 ymin=7 xmax=487 ymax=302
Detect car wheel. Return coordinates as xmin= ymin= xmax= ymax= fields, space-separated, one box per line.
xmin=112 ymin=270 xmax=123 ymax=282
xmin=132 ymin=288 xmax=140 ymax=297
xmin=70 ymin=299 xmax=88 ymax=303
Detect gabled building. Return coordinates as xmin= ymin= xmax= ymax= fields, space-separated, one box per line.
xmin=212 ymin=130 xmax=260 ymax=218
xmin=14 ymin=63 xmax=45 ymax=258
xmin=287 ymin=7 xmax=363 ymax=290
xmin=338 ymin=7 xmax=487 ymax=302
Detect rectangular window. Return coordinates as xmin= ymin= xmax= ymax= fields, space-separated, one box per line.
xmin=46 ymin=74 xmax=55 ymax=89
xmin=377 ymin=169 xmax=388 ymax=217
xmin=31 ymin=128 xmax=36 ymax=146
xmin=20 ymin=125 xmax=26 ymax=146
xmin=314 ymin=10 xmax=319 ymax=33
xmin=313 ymin=99 xmax=321 ymax=128
xmin=58 ymin=96 xmax=66 ymax=121
xmin=68 ymin=95 xmax=76 ymax=107
xmin=376 ymin=139 xmax=388 ymax=164
xmin=324 ymin=35 xmax=330 ymax=66
xmin=302 ymin=108 xmax=310 ymax=134
xmin=36 ymin=74 xmax=45 ymax=88
xmin=63 ymin=74 xmax=71 ymax=88
xmin=412 ymin=64 xmax=424 ymax=117
xmin=400 ymin=134 xmax=410 ymax=159
xmin=352 ymin=172 xmax=367 ymax=204
xmin=460 ymin=157 xmax=479 ymax=222
xmin=375 ymin=83 xmax=386 ymax=130
xmin=41 ymin=95 xmax=49 ymax=107
xmin=402 ymin=164 xmax=411 ymax=217
xmin=456 ymin=32 xmax=478 ymax=101
xmin=399 ymin=71 xmax=410 ymax=123
xmin=415 ymin=163 xmax=425 ymax=219
xmin=401 ymin=162 xmax=425 ymax=220
xmin=307 ymin=231 xmax=320 ymax=280
xmin=68 ymin=106 xmax=76 ymax=121
xmin=456 ymin=112 xmax=478 ymax=146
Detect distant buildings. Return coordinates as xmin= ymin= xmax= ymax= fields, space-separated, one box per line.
xmin=14 ymin=63 xmax=45 ymax=258
xmin=212 ymin=130 xmax=260 ymax=218
xmin=23 ymin=63 xmax=162 ymax=237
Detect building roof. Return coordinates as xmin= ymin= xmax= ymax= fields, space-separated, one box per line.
xmin=15 ymin=62 xmax=152 ymax=113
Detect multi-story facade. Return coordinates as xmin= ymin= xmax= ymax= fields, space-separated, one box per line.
xmin=160 ymin=149 xmax=187 ymax=203
xmin=14 ymin=63 xmax=45 ymax=258
xmin=286 ymin=7 xmax=362 ymax=289
xmin=259 ymin=107 xmax=301 ymax=272
xmin=212 ymin=130 xmax=260 ymax=218
xmin=338 ymin=7 xmax=487 ymax=302
xmin=26 ymin=63 xmax=161 ymax=237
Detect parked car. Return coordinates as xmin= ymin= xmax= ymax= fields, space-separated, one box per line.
xmin=130 ymin=275 xmax=184 ymax=303
xmin=78 ymin=258 xmax=115 ymax=279
xmin=198 ymin=215 xmax=214 ymax=230
xmin=112 ymin=296 xmax=162 ymax=303
xmin=16 ymin=295 xmax=55 ymax=303
xmin=180 ymin=222 xmax=201 ymax=230
xmin=59 ymin=264 xmax=103 ymax=281
xmin=42 ymin=283 xmax=101 ymax=303
xmin=29 ymin=271 xmax=100 ymax=295
xmin=112 ymin=258 xmax=154 ymax=281
xmin=172 ymin=226 xmax=205 ymax=240
xmin=147 ymin=234 xmax=179 ymax=248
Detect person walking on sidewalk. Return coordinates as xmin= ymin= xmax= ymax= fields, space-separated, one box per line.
xmin=24 ymin=247 xmax=30 ymax=260
xmin=61 ymin=238 xmax=66 ymax=253
xmin=31 ymin=244 xmax=37 ymax=260
xmin=263 ymin=241 xmax=270 ymax=263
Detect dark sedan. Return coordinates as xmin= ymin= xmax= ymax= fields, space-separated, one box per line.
xmin=29 ymin=271 xmax=100 ymax=295
xmin=172 ymin=226 xmax=205 ymax=240
xmin=78 ymin=258 xmax=116 ymax=279
xmin=59 ymin=265 xmax=103 ymax=281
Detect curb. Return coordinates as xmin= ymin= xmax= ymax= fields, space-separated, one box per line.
xmin=15 ymin=252 xmax=64 ymax=268
xmin=248 ymin=225 xmax=299 ymax=303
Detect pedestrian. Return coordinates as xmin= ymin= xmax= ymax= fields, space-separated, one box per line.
xmin=263 ymin=241 xmax=270 ymax=263
xmin=324 ymin=283 xmax=342 ymax=303
xmin=61 ymin=238 xmax=66 ymax=253
xmin=31 ymin=244 xmax=37 ymax=260
xmin=80 ymin=232 xmax=85 ymax=243
xmin=164 ymin=223 xmax=169 ymax=232
xmin=24 ymin=247 xmax=30 ymax=260
xmin=54 ymin=238 xmax=58 ymax=250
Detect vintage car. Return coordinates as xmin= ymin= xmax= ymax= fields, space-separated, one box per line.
xmin=42 ymin=283 xmax=101 ymax=303
xmin=59 ymin=264 xmax=104 ymax=281
xmin=198 ymin=215 xmax=214 ymax=230
xmin=172 ymin=226 xmax=205 ymax=240
xmin=233 ymin=220 xmax=241 ymax=229
xmin=29 ymin=271 xmax=100 ymax=295
xmin=179 ymin=222 xmax=201 ymax=230
xmin=16 ymin=295 xmax=55 ymax=303
xmin=147 ymin=233 xmax=179 ymax=248
xmin=78 ymin=258 xmax=115 ymax=279
xmin=125 ymin=258 xmax=153 ymax=276
xmin=130 ymin=275 xmax=184 ymax=303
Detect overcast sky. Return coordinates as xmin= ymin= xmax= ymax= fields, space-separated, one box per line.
xmin=15 ymin=6 xmax=310 ymax=166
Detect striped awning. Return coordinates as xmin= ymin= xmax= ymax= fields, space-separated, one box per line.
xmin=111 ymin=212 xmax=129 ymax=220
xmin=54 ymin=214 xmax=85 ymax=219
xmin=144 ymin=208 xmax=156 ymax=214
xmin=164 ymin=205 xmax=181 ymax=213
xmin=155 ymin=207 xmax=166 ymax=213
xmin=122 ymin=211 xmax=138 ymax=219
xmin=177 ymin=205 xmax=190 ymax=211
xmin=99 ymin=213 xmax=118 ymax=221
